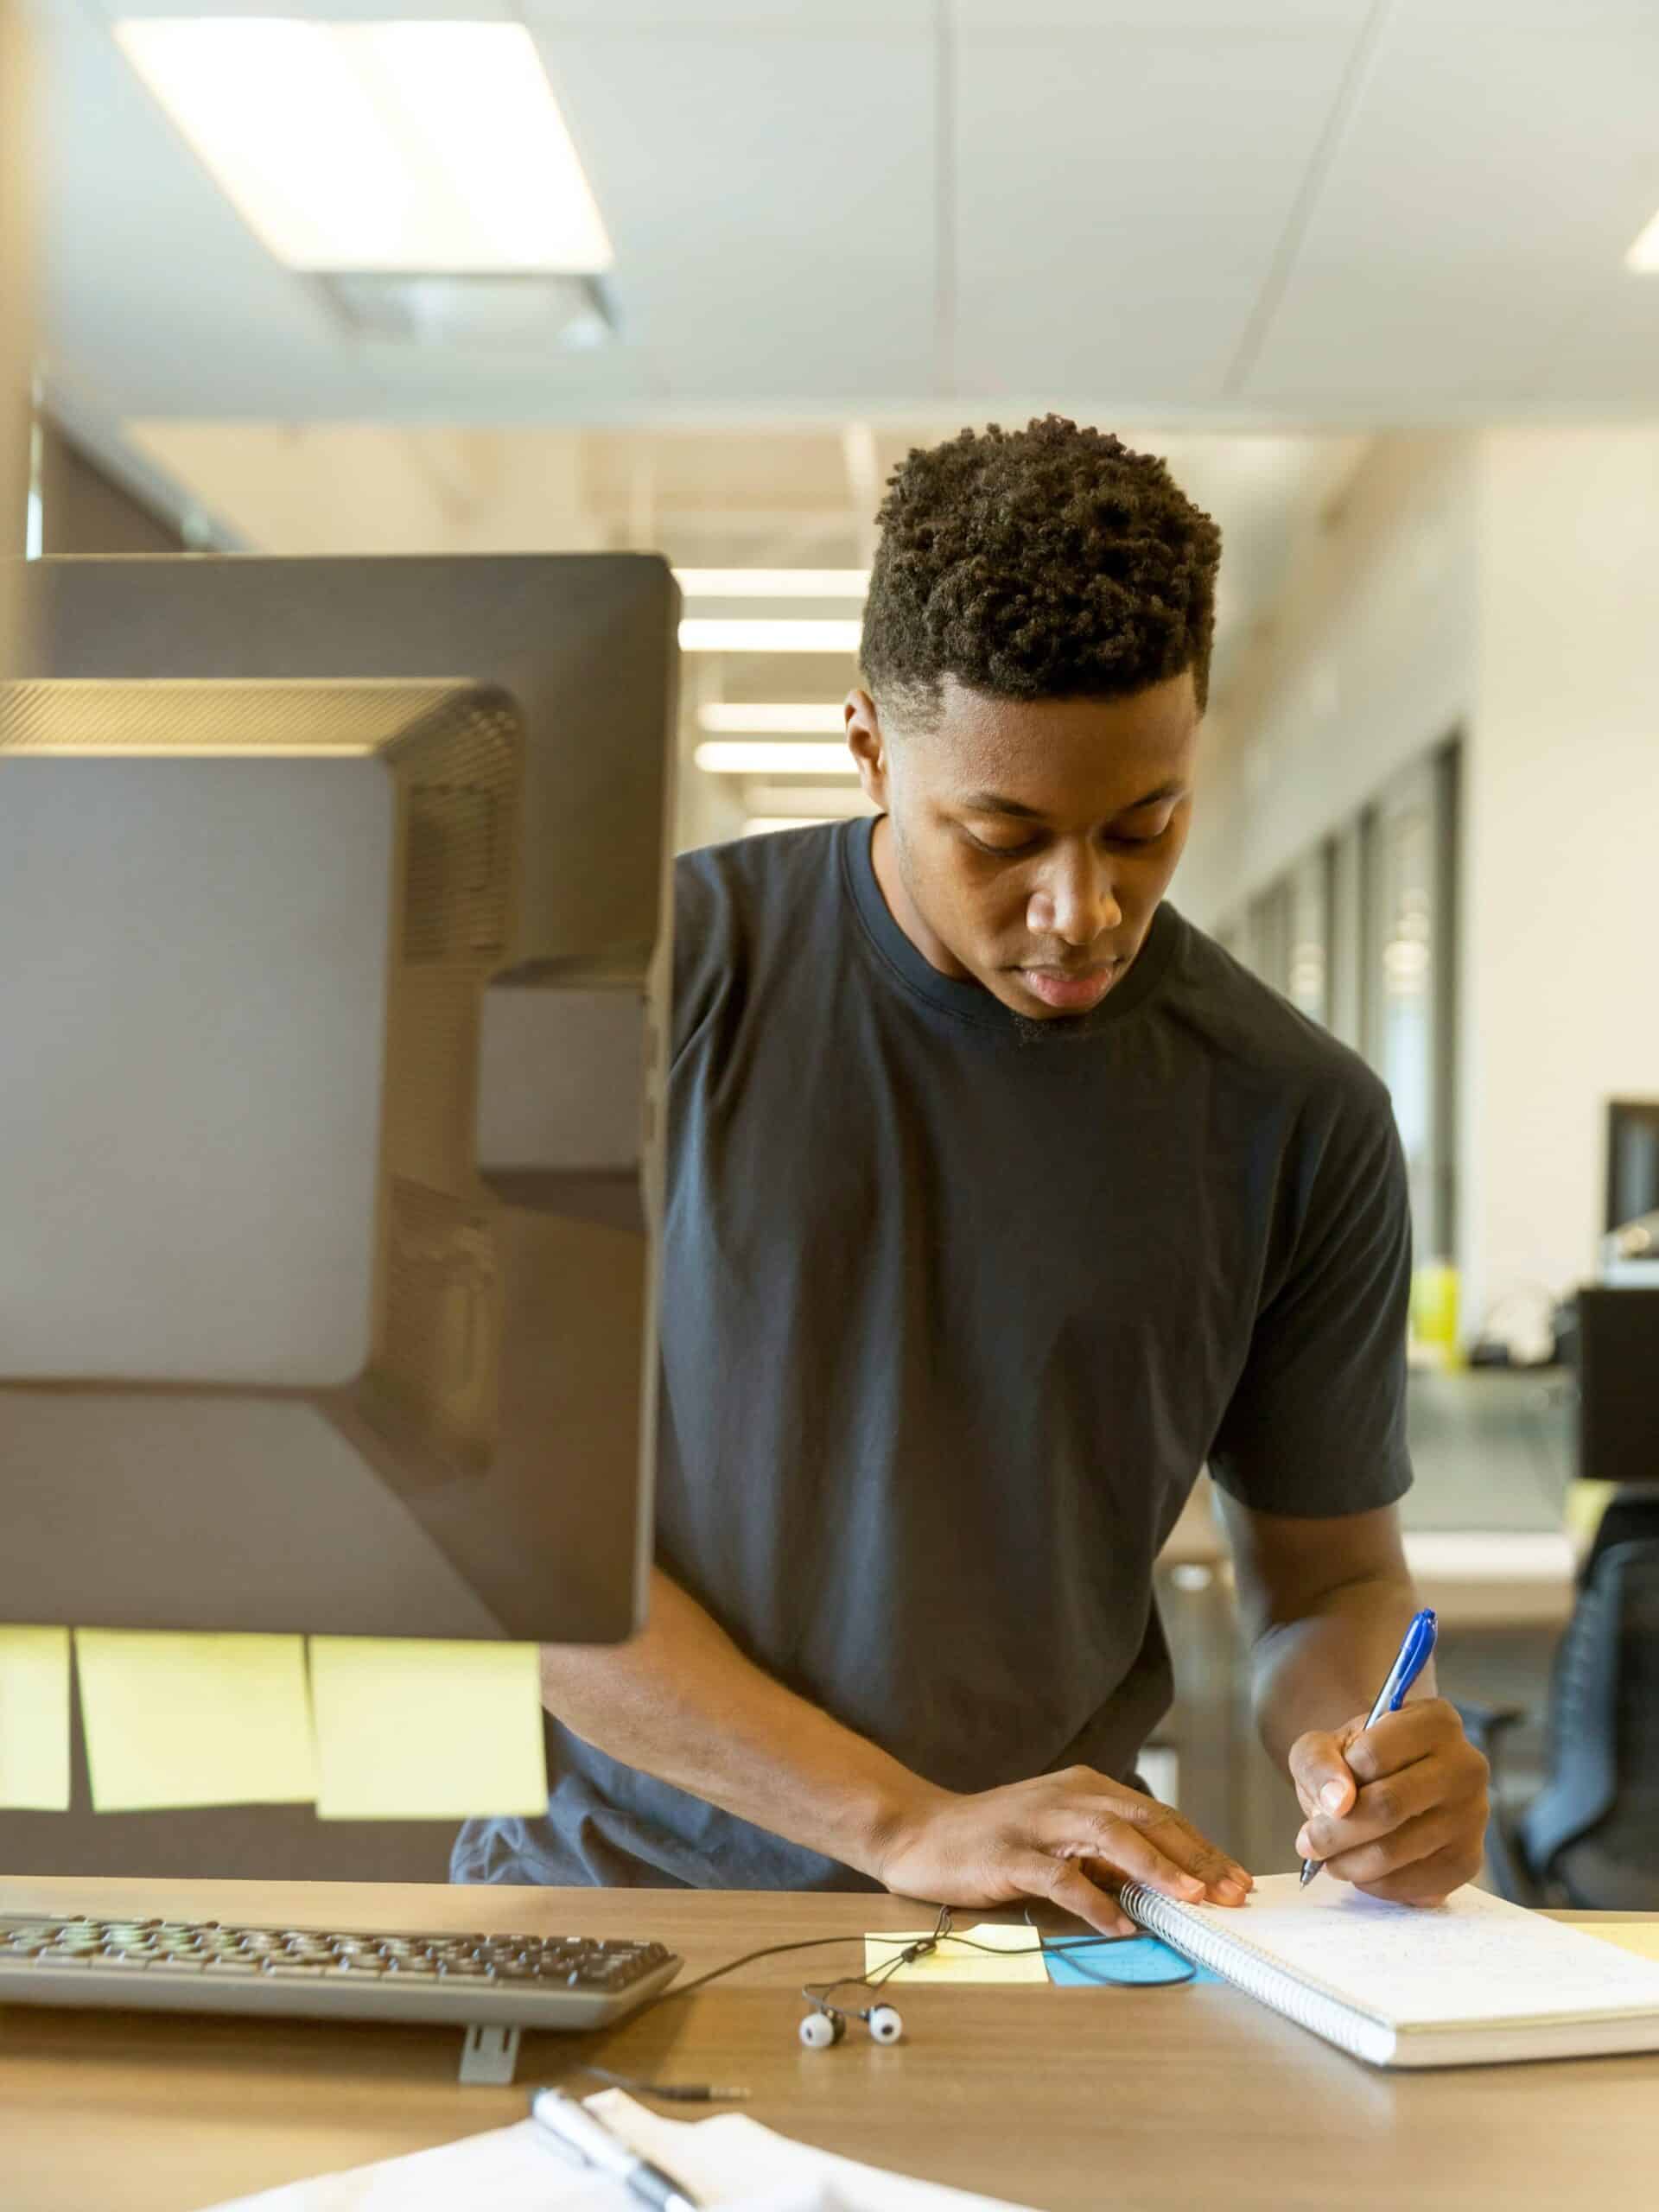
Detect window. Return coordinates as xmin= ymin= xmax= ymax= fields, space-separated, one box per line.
xmin=1364 ymin=741 xmax=1460 ymax=1264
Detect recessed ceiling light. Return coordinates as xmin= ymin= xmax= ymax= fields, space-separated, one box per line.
xmin=695 ymin=741 xmax=859 ymax=777
xmin=674 ymin=570 xmax=869 ymax=599
xmin=680 ymin=620 xmax=861 ymax=655
xmin=1626 ymin=206 xmax=1659 ymax=271
xmin=697 ymin=703 xmax=847 ymax=734
xmin=316 ymin=271 xmax=613 ymax=350
xmin=115 ymin=20 xmax=612 ymax=274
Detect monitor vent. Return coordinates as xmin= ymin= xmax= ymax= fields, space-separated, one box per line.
xmin=368 ymin=687 xmax=523 ymax=1470
xmin=400 ymin=697 xmax=518 ymax=963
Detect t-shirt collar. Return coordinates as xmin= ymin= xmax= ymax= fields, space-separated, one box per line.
xmin=841 ymin=813 xmax=1179 ymax=1038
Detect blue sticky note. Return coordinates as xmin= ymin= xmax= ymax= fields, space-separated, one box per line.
xmin=1044 ymin=1934 xmax=1218 ymax=1987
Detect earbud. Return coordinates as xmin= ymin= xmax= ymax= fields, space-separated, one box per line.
xmin=797 ymin=1999 xmax=904 ymax=2049
xmin=798 ymin=2006 xmax=844 ymax=2049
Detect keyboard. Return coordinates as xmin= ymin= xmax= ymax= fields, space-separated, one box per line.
xmin=0 ymin=1912 xmax=682 ymax=2069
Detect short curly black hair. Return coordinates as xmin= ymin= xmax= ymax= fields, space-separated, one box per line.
xmin=861 ymin=416 xmax=1222 ymax=723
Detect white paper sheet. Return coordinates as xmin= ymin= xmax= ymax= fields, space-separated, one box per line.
xmin=205 ymin=2091 xmax=1039 ymax=2212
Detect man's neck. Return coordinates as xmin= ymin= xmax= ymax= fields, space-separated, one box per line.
xmin=868 ymin=815 xmax=974 ymax=983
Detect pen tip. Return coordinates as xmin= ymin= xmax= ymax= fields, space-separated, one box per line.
xmin=1300 ymin=1860 xmax=1318 ymax=1888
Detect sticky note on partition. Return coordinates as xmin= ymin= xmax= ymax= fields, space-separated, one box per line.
xmin=308 ymin=1638 xmax=548 ymax=1821
xmin=0 ymin=1626 xmax=73 ymax=1810
xmin=73 ymin=1630 xmax=317 ymax=1812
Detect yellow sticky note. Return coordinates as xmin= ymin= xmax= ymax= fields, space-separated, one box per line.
xmin=1565 ymin=1480 xmax=1618 ymax=1557
xmin=1583 ymin=1923 xmax=1659 ymax=1963
xmin=863 ymin=1923 xmax=1049 ymax=1986
xmin=74 ymin=1630 xmax=316 ymax=1813
xmin=308 ymin=1638 xmax=548 ymax=1821
xmin=0 ymin=1626 xmax=72 ymax=1810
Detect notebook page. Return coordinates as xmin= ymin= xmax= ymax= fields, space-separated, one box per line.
xmin=1166 ymin=1874 xmax=1659 ymax=2031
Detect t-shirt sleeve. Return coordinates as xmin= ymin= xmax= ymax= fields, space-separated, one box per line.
xmin=669 ymin=850 xmax=730 ymax=1067
xmin=1207 ymin=1075 xmax=1414 ymax=1518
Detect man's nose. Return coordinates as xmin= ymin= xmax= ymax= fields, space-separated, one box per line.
xmin=1027 ymin=847 xmax=1122 ymax=948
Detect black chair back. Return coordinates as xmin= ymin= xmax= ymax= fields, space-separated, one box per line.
xmin=1519 ymin=1519 xmax=1659 ymax=1910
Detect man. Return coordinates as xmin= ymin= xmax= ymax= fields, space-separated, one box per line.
xmin=454 ymin=418 xmax=1488 ymax=1931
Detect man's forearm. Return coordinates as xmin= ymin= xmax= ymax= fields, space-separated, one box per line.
xmin=537 ymin=1567 xmax=941 ymax=1874
xmin=1249 ymin=1569 xmax=1429 ymax=1770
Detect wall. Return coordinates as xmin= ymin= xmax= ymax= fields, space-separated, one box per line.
xmin=1180 ymin=433 xmax=1476 ymax=928
xmin=38 ymin=421 xmax=185 ymax=553
xmin=1466 ymin=427 xmax=1659 ymax=1321
xmin=1180 ymin=423 xmax=1659 ymax=1337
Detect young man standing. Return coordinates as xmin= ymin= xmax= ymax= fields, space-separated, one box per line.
xmin=454 ymin=418 xmax=1487 ymax=1930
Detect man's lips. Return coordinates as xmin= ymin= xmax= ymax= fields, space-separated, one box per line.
xmin=1017 ymin=960 xmax=1124 ymax=1012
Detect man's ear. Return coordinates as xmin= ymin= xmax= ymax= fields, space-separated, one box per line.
xmin=845 ymin=689 xmax=889 ymax=810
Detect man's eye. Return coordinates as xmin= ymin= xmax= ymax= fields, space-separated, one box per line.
xmin=965 ymin=830 xmax=1039 ymax=857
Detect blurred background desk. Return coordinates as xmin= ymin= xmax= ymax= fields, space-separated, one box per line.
xmin=1154 ymin=1368 xmax=1580 ymax=1872
xmin=3 ymin=1878 xmax=1655 ymax=2212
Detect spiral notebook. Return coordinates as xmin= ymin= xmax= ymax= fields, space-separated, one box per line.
xmin=1119 ymin=1872 xmax=1659 ymax=2068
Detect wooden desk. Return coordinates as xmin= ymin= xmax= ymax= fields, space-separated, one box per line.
xmin=3 ymin=1877 xmax=1654 ymax=2212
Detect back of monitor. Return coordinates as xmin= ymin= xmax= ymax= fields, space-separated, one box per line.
xmin=0 ymin=557 xmax=677 ymax=1645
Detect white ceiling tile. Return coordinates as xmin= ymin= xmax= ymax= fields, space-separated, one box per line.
xmin=952 ymin=26 xmax=1359 ymax=401
xmin=1392 ymin=0 xmax=1659 ymax=28
xmin=1239 ymin=17 xmax=1659 ymax=405
xmin=951 ymin=3 xmax=1368 ymax=28
xmin=532 ymin=29 xmax=938 ymax=402
xmin=526 ymin=3 xmax=933 ymax=29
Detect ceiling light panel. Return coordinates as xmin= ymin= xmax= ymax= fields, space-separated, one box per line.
xmin=695 ymin=741 xmax=858 ymax=777
xmin=697 ymin=703 xmax=848 ymax=734
xmin=679 ymin=620 xmax=862 ymax=655
xmin=114 ymin=20 xmax=613 ymax=274
xmin=674 ymin=570 xmax=869 ymax=599
xmin=741 ymin=817 xmax=836 ymax=837
xmin=1626 ymin=207 xmax=1659 ymax=272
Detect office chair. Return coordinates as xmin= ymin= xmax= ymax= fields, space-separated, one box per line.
xmin=1459 ymin=1493 xmax=1659 ymax=1911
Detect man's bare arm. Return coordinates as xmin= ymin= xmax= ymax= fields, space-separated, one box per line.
xmin=539 ymin=1567 xmax=929 ymax=1876
xmin=537 ymin=1567 xmax=1253 ymax=1935
xmin=1223 ymin=1498 xmax=1487 ymax=1904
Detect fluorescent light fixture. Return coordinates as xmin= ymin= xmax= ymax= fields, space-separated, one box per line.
xmin=741 ymin=817 xmax=836 ymax=836
xmin=674 ymin=569 xmax=869 ymax=599
xmin=114 ymin=20 xmax=613 ymax=274
xmin=680 ymin=620 xmax=861 ymax=655
xmin=745 ymin=786 xmax=874 ymax=819
xmin=698 ymin=702 xmax=847 ymax=734
xmin=1627 ymin=206 xmax=1659 ymax=271
xmin=695 ymin=741 xmax=859 ymax=778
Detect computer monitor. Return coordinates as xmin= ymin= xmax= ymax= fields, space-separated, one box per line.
xmin=1575 ymin=1287 xmax=1659 ymax=1487
xmin=1607 ymin=1099 xmax=1659 ymax=1236
xmin=0 ymin=553 xmax=677 ymax=1645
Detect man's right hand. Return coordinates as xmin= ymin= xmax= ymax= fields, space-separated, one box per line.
xmin=869 ymin=1768 xmax=1254 ymax=1936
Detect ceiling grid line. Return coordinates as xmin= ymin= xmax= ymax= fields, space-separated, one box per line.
xmin=1220 ymin=0 xmax=1394 ymax=400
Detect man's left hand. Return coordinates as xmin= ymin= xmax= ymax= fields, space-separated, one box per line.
xmin=1288 ymin=1698 xmax=1489 ymax=1906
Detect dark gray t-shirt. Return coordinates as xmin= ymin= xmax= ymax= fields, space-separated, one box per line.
xmin=453 ymin=817 xmax=1412 ymax=1891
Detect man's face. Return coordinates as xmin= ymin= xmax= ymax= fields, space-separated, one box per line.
xmin=848 ymin=671 xmax=1199 ymax=1022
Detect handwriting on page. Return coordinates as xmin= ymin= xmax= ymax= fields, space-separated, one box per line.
xmin=1189 ymin=1873 xmax=1659 ymax=2026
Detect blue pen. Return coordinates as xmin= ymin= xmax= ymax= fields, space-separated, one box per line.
xmin=1300 ymin=1606 xmax=1438 ymax=1889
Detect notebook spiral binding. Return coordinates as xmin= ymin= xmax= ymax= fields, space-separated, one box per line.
xmin=1116 ymin=1882 xmax=1387 ymax=2066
